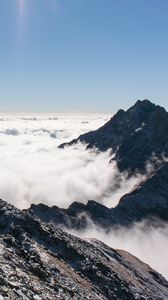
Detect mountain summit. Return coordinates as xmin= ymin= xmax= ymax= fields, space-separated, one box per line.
xmin=36 ymin=100 xmax=168 ymax=229
xmin=60 ymin=99 xmax=168 ymax=173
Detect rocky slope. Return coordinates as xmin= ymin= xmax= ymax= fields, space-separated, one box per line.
xmin=0 ymin=199 xmax=168 ymax=299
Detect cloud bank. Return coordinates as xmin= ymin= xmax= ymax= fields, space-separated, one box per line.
xmin=0 ymin=112 xmax=141 ymax=209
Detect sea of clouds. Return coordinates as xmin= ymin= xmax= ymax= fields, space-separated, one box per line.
xmin=0 ymin=112 xmax=168 ymax=279
xmin=0 ymin=112 xmax=141 ymax=209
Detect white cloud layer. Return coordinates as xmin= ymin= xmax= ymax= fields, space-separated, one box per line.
xmin=0 ymin=112 xmax=141 ymax=209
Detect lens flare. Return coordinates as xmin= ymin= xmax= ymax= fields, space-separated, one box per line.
xmin=19 ymin=0 xmax=24 ymax=19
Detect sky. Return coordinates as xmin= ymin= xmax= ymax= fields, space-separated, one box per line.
xmin=0 ymin=0 xmax=168 ymax=112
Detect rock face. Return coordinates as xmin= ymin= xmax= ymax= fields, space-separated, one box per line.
xmin=0 ymin=199 xmax=168 ymax=299
xmin=60 ymin=99 xmax=168 ymax=174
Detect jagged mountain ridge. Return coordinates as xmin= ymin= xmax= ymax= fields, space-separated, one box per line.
xmin=60 ymin=99 xmax=168 ymax=173
xmin=1 ymin=199 xmax=168 ymax=299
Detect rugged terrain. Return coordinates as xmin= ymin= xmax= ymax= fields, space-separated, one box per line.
xmin=0 ymin=199 xmax=168 ymax=299
xmin=29 ymin=100 xmax=168 ymax=230
xmin=60 ymin=99 xmax=168 ymax=174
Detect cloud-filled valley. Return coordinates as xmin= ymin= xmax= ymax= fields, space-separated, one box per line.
xmin=0 ymin=112 xmax=142 ymax=209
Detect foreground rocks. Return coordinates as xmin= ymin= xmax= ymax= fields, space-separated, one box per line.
xmin=0 ymin=199 xmax=168 ymax=299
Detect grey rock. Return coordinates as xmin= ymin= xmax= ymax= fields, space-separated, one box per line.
xmin=60 ymin=100 xmax=168 ymax=174
xmin=0 ymin=199 xmax=168 ymax=299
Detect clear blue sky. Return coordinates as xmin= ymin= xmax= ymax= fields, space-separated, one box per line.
xmin=0 ymin=0 xmax=168 ymax=112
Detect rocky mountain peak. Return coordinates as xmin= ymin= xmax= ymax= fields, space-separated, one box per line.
xmin=132 ymin=99 xmax=156 ymax=109
xmin=60 ymin=100 xmax=168 ymax=173
xmin=43 ymin=100 xmax=168 ymax=231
